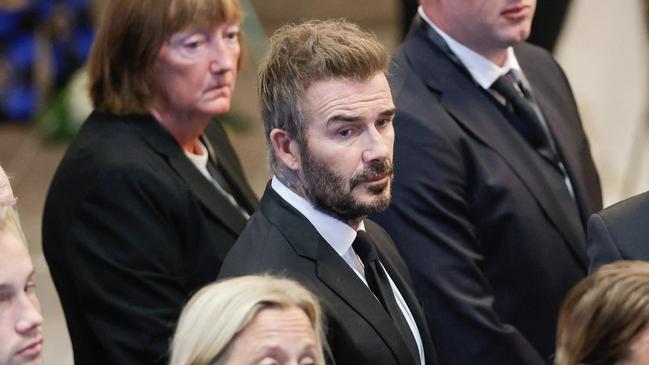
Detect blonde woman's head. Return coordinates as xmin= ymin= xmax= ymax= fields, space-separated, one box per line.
xmin=170 ymin=275 xmax=326 ymax=365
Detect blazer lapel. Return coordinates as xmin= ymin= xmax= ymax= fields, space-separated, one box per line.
xmin=131 ymin=115 xmax=248 ymax=236
xmin=260 ymin=187 xmax=417 ymax=365
xmin=520 ymin=58 xmax=601 ymax=226
xmin=203 ymin=121 xmax=259 ymax=214
xmin=369 ymin=229 xmax=436 ymax=363
xmin=403 ymin=23 xmax=588 ymax=267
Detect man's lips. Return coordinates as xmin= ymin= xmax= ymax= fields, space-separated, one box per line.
xmin=16 ymin=337 xmax=43 ymax=357
xmin=362 ymin=174 xmax=390 ymax=184
xmin=501 ymin=4 xmax=531 ymax=20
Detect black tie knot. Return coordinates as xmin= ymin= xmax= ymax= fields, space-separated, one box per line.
xmin=491 ymin=73 xmax=524 ymax=101
xmin=353 ymin=230 xmax=378 ymax=264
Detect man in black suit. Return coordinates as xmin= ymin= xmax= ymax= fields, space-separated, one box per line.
xmin=371 ymin=1 xmax=602 ymax=364
xmin=587 ymin=192 xmax=649 ymax=270
xmin=219 ymin=19 xmax=437 ymax=365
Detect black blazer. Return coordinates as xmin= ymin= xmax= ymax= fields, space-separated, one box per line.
xmin=42 ymin=111 xmax=258 ymax=365
xmin=219 ymin=185 xmax=438 ymax=365
xmin=587 ymin=191 xmax=649 ymax=271
xmin=371 ymin=18 xmax=602 ymax=365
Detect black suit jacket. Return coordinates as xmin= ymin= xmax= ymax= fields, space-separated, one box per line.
xmin=219 ymin=185 xmax=438 ymax=365
xmin=587 ymin=191 xmax=649 ymax=271
xmin=371 ymin=18 xmax=602 ymax=365
xmin=42 ymin=111 xmax=258 ymax=365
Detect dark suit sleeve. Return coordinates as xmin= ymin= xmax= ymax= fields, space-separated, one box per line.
xmin=373 ymin=109 xmax=547 ymax=365
xmin=64 ymin=168 xmax=190 ymax=365
xmin=587 ymin=213 xmax=623 ymax=272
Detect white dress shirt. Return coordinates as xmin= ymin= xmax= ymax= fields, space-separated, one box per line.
xmin=271 ymin=176 xmax=425 ymax=365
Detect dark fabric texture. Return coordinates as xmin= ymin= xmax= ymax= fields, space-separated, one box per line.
xmin=587 ymin=191 xmax=649 ymax=271
xmin=219 ymin=185 xmax=438 ymax=365
xmin=42 ymin=111 xmax=258 ymax=365
xmin=371 ymin=17 xmax=602 ymax=365
xmin=353 ymin=231 xmax=421 ymax=365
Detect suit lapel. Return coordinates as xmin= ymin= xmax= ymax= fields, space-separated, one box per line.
xmin=520 ymin=59 xmax=600 ymax=226
xmin=369 ymin=228 xmax=436 ymax=363
xmin=403 ymin=23 xmax=588 ymax=267
xmin=260 ymin=187 xmax=417 ymax=365
xmin=203 ymin=121 xmax=259 ymax=214
xmin=131 ymin=115 xmax=248 ymax=236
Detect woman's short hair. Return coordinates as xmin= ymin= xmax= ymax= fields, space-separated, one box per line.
xmin=88 ymin=0 xmax=243 ymax=115
xmin=0 ymin=165 xmax=26 ymax=244
xmin=555 ymin=260 xmax=649 ymax=365
xmin=169 ymin=275 xmax=326 ymax=365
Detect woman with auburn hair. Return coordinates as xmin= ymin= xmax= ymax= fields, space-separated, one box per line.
xmin=0 ymin=165 xmax=43 ymax=365
xmin=170 ymin=275 xmax=327 ymax=365
xmin=555 ymin=260 xmax=649 ymax=365
xmin=41 ymin=0 xmax=258 ymax=363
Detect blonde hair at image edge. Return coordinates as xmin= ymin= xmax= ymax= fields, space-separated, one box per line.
xmin=0 ymin=165 xmax=26 ymax=243
xmin=169 ymin=275 xmax=327 ymax=365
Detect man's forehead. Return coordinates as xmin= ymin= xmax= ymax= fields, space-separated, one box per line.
xmin=302 ymin=75 xmax=392 ymax=115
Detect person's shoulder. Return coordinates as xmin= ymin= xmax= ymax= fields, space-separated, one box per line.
xmin=514 ymin=41 xmax=562 ymax=73
xmin=598 ymin=191 xmax=649 ymax=227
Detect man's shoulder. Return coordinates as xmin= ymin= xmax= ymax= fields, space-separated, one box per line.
xmin=220 ymin=210 xmax=309 ymax=276
xmin=597 ymin=192 xmax=649 ymax=232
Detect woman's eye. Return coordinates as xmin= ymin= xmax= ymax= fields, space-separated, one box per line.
xmin=184 ymin=40 xmax=204 ymax=50
xmin=299 ymin=358 xmax=316 ymax=365
xmin=24 ymin=282 xmax=36 ymax=294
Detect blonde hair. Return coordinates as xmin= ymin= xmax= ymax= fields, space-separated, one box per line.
xmin=258 ymin=19 xmax=389 ymax=180
xmin=169 ymin=275 xmax=326 ymax=365
xmin=88 ymin=0 xmax=243 ymax=115
xmin=0 ymin=165 xmax=26 ymax=244
xmin=555 ymin=261 xmax=649 ymax=365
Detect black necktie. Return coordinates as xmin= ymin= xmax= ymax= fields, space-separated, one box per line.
xmin=353 ymin=231 xmax=421 ymax=365
xmin=491 ymin=71 xmax=561 ymax=166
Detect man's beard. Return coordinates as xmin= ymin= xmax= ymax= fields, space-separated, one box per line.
xmin=300 ymin=149 xmax=393 ymax=222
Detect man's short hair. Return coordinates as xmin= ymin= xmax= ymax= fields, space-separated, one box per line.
xmin=88 ymin=0 xmax=243 ymax=115
xmin=555 ymin=261 xmax=649 ymax=365
xmin=258 ymin=19 xmax=389 ymax=178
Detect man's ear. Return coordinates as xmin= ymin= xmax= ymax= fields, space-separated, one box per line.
xmin=270 ymin=128 xmax=301 ymax=171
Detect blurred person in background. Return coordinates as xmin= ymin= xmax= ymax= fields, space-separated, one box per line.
xmin=170 ymin=275 xmax=326 ymax=365
xmin=555 ymin=260 xmax=649 ymax=365
xmin=41 ymin=0 xmax=258 ymax=364
xmin=0 ymin=164 xmax=43 ymax=365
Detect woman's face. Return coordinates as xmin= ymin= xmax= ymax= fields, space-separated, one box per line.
xmin=0 ymin=230 xmax=42 ymax=365
xmin=153 ymin=21 xmax=241 ymax=119
xmin=222 ymin=306 xmax=321 ymax=365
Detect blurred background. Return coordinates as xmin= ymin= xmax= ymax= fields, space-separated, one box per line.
xmin=0 ymin=0 xmax=647 ymax=362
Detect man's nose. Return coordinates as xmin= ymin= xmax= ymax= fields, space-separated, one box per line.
xmin=361 ymin=126 xmax=390 ymax=163
xmin=15 ymin=294 xmax=43 ymax=334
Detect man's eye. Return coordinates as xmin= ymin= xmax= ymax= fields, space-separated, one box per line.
xmin=338 ymin=129 xmax=353 ymax=137
xmin=376 ymin=118 xmax=391 ymax=129
xmin=24 ymin=282 xmax=36 ymax=294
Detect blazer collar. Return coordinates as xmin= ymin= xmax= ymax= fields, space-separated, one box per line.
xmin=402 ymin=19 xmax=588 ymax=267
xmin=128 ymin=114 xmax=249 ymax=235
xmin=259 ymin=185 xmax=420 ymax=365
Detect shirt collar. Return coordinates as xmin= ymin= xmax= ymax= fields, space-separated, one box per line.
xmin=271 ymin=176 xmax=365 ymax=257
xmin=418 ymin=6 xmax=522 ymax=89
